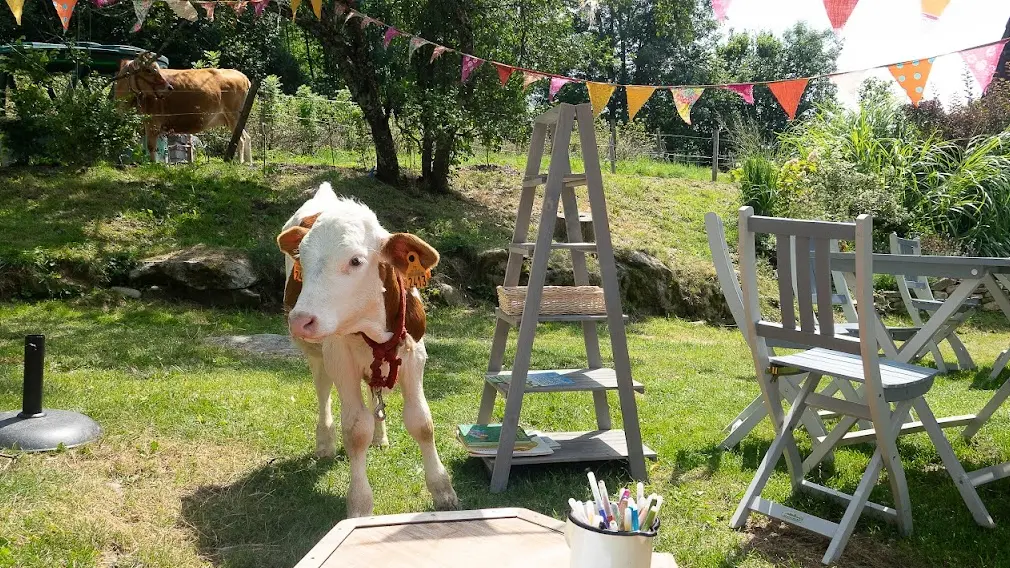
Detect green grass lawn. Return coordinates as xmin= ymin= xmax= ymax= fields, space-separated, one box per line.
xmin=4 ymin=295 xmax=1010 ymax=567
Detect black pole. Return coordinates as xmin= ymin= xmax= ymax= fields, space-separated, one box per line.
xmin=20 ymin=335 xmax=44 ymax=419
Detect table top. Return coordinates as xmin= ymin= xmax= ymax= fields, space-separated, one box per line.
xmin=294 ymin=508 xmax=677 ymax=568
xmin=830 ymin=252 xmax=1010 ymax=278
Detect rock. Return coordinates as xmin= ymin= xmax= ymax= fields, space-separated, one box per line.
xmin=553 ymin=212 xmax=594 ymax=243
xmin=474 ymin=248 xmax=512 ymax=290
xmin=614 ymin=249 xmax=679 ymax=316
xmin=430 ymin=281 xmax=465 ymax=307
xmin=946 ymin=285 xmax=957 ymax=295
xmin=934 ymin=291 xmax=948 ymax=300
xmin=984 ymin=301 xmax=1000 ymax=312
xmin=933 ymin=278 xmax=955 ymax=291
xmin=110 ymin=286 xmax=142 ymax=299
xmin=129 ymin=245 xmax=261 ymax=307
xmin=205 ymin=334 xmax=301 ymax=358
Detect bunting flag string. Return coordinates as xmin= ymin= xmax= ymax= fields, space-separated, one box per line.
xmin=383 ymin=27 xmax=401 ymax=49
xmin=494 ymin=63 xmax=515 ymax=86
xmin=587 ymin=82 xmax=616 ymax=116
xmin=767 ymin=78 xmax=808 ymax=120
xmin=822 ymin=0 xmax=859 ymax=33
xmin=711 ymin=0 xmax=731 ymax=22
xmin=888 ymin=58 xmax=934 ymax=106
xmin=671 ymin=87 xmax=704 ymax=125
xmin=15 ymin=0 xmax=1010 ymax=123
xmin=549 ymin=76 xmax=571 ymax=101
xmin=960 ymin=41 xmax=1008 ymax=93
xmin=5 ymin=0 xmax=22 ymax=25
xmin=626 ymin=86 xmax=656 ymax=121
xmin=461 ymin=55 xmax=483 ymax=83
xmin=830 ymin=69 xmax=865 ymax=102
xmin=921 ymin=0 xmax=950 ymax=21
xmin=53 ymin=0 xmax=76 ymax=30
xmin=721 ymin=83 xmax=754 ymax=104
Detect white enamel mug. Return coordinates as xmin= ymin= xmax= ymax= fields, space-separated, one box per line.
xmin=564 ymin=513 xmax=658 ymax=568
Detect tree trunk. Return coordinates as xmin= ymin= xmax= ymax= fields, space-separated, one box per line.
xmin=429 ymin=130 xmax=456 ymax=194
xmin=299 ymin=8 xmax=399 ymax=185
xmin=996 ymin=17 xmax=1010 ymax=83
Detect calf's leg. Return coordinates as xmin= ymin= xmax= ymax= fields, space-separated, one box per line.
xmin=400 ymin=344 xmax=459 ymax=510
xmin=310 ymin=355 xmax=337 ymax=458
xmin=370 ymin=389 xmax=389 ymax=448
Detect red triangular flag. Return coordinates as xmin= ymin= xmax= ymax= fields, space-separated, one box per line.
xmin=53 ymin=0 xmax=77 ymax=30
xmin=767 ymin=78 xmax=808 ymax=120
xmin=494 ymin=63 xmax=515 ymax=86
xmin=823 ymin=0 xmax=859 ymax=32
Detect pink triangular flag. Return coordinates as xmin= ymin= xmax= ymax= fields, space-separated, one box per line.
xmin=494 ymin=63 xmax=515 ymax=86
xmin=252 ymin=0 xmax=268 ymax=16
xmin=430 ymin=45 xmax=449 ymax=63
xmin=549 ymin=77 xmax=572 ymax=101
xmin=198 ymin=1 xmax=214 ymax=20
xmin=822 ymin=0 xmax=859 ymax=32
xmin=960 ymin=41 xmax=1009 ymax=93
xmin=722 ymin=83 xmax=754 ymax=104
xmin=523 ymin=72 xmax=546 ymax=89
xmin=712 ymin=0 xmax=731 ymax=21
xmin=461 ymin=55 xmax=483 ymax=83
xmin=383 ymin=27 xmax=401 ymax=49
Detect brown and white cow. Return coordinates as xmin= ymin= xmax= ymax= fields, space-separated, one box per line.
xmin=115 ymin=54 xmax=253 ymax=163
xmin=277 ymin=182 xmax=459 ymax=517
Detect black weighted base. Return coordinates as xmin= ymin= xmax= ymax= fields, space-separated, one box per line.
xmin=0 ymin=409 xmax=101 ymax=452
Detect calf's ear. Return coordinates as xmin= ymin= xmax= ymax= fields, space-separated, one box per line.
xmin=276 ymin=213 xmax=322 ymax=256
xmin=382 ymin=233 xmax=439 ymax=274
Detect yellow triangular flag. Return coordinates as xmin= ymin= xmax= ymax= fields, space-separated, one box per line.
xmin=6 ymin=0 xmax=23 ymax=24
xmin=290 ymin=0 xmax=300 ymax=19
xmin=587 ymin=82 xmax=616 ymax=117
xmin=625 ymin=86 xmax=656 ymax=121
xmin=310 ymin=0 xmax=320 ymax=19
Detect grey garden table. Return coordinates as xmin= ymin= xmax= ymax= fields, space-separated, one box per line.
xmin=830 ymin=252 xmax=1010 ymax=487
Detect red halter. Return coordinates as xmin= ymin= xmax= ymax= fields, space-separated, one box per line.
xmin=359 ymin=272 xmax=408 ymax=392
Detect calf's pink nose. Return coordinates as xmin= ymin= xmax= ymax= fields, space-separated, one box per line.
xmin=289 ymin=312 xmax=319 ymax=338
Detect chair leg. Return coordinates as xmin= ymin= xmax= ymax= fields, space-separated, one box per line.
xmin=928 ymin=341 xmax=949 ymax=374
xmin=822 ymin=449 xmax=884 ymax=565
xmin=835 ymin=379 xmax=871 ymax=430
xmin=914 ymin=397 xmax=995 ymax=528
xmin=879 ymin=400 xmax=916 ymax=537
xmin=963 ymin=364 xmax=1010 ymax=441
xmin=720 ymin=395 xmax=768 ymax=450
xmin=730 ymin=374 xmax=818 ymax=529
xmin=944 ymin=330 xmax=976 ymax=371
xmin=803 ymin=415 xmax=859 ymax=474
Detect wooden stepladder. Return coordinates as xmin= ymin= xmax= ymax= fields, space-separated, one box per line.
xmin=476 ymin=103 xmax=655 ymax=492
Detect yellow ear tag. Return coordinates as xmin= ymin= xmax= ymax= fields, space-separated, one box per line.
xmin=404 ymin=250 xmax=431 ymax=288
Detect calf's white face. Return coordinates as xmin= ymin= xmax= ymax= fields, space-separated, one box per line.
xmin=278 ymin=183 xmax=438 ymax=343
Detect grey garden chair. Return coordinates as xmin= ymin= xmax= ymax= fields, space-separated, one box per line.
xmin=890 ymin=233 xmax=977 ymax=372
xmin=705 ymin=213 xmax=828 ymax=451
xmin=730 ymin=208 xmax=993 ymax=565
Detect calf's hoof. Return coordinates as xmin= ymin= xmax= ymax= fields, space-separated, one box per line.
xmin=428 ymin=477 xmax=460 ymax=511
xmin=371 ymin=433 xmax=389 ymax=448
xmin=316 ymin=425 xmax=337 ymax=458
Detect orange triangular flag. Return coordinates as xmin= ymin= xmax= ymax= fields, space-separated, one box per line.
xmin=767 ymin=78 xmax=808 ymax=120
xmin=289 ymin=0 xmax=300 ymax=19
xmin=921 ymin=0 xmax=950 ymax=20
xmin=6 ymin=0 xmax=23 ymax=25
xmin=888 ymin=58 xmax=934 ymax=106
xmin=53 ymin=0 xmax=77 ymax=30
xmin=494 ymin=63 xmax=515 ymax=86
xmin=310 ymin=0 xmax=321 ymax=19
xmin=625 ymin=86 xmax=656 ymax=121
xmin=587 ymin=82 xmax=616 ymax=117
xmin=522 ymin=72 xmax=546 ymax=88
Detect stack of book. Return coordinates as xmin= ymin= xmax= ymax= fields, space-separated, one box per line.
xmin=457 ymin=423 xmax=556 ymax=457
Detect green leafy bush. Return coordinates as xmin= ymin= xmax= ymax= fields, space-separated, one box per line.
xmin=739 ymin=155 xmax=779 ymax=216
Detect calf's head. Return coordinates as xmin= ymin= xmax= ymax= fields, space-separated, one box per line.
xmin=119 ymin=53 xmax=173 ymax=96
xmin=277 ymin=191 xmax=438 ymax=343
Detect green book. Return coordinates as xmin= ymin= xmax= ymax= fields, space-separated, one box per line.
xmin=457 ymin=424 xmax=537 ymax=452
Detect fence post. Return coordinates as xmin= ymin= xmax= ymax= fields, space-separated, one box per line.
xmin=655 ymin=128 xmax=662 ymax=159
xmin=711 ymin=127 xmax=720 ymax=182
xmin=609 ymin=118 xmax=617 ymax=174
xmin=225 ymin=78 xmax=259 ymax=163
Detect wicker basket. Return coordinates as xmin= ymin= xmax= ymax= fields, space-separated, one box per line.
xmin=497 ymin=285 xmax=606 ymax=316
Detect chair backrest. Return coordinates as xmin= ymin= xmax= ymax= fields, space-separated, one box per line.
xmin=889 ymin=233 xmax=934 ymax=301
xmin=789 ymin=237 xmax=859 ymax=323
xmin=705 ymin=212 xmax=747 ymax=328
xmin=737 ymin=208 xmax=879 ymax=375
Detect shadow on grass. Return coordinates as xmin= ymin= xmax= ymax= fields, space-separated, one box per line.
xmin=179 ymin=455 xmax=348 ymax=568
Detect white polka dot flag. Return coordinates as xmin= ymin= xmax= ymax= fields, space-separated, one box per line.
xmin=888 ymin=58 xmax=935 ymax=107
xmin=960 ymin=40 xmax=1009 ymax=94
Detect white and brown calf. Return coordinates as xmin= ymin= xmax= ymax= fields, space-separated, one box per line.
xmin=277 ymin=182 xmax=459 ymax=517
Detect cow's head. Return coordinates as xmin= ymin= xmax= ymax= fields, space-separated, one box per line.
xmin=278 ymin=183 xmax=439 ymax=343
xmin=119 ymin=52 xmax=173 ymax=96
